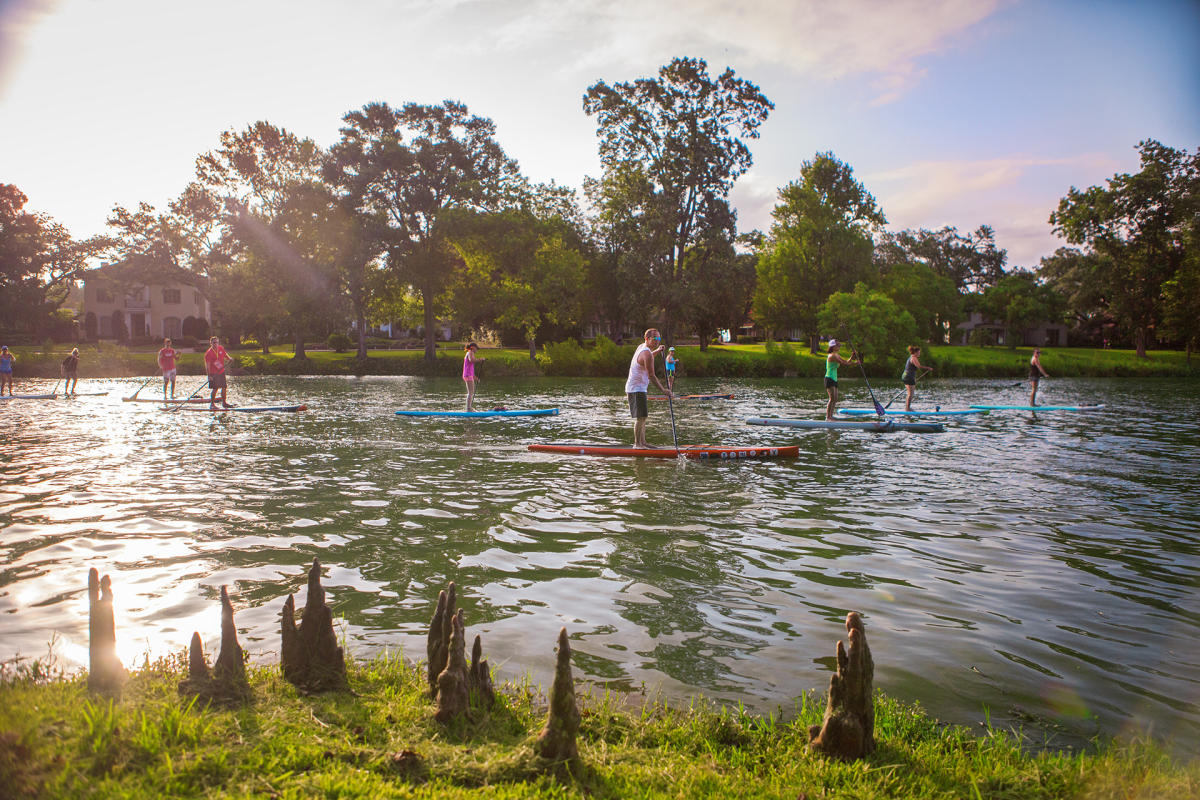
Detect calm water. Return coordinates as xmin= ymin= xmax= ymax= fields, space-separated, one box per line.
xmin=2 ymin=375 xmax=1198 ymax=750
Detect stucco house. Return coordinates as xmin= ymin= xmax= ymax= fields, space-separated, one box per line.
xmin=81 ymin=264 xmax=211 ymax=341
xmin=954 ymin=312 xmax=1068 ymax=347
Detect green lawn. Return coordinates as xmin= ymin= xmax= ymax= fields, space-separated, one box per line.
xmin=3 ymin=342 xmax=1195 ymax=381
xmin=1 ymin=655 xmax=1195 ymax=799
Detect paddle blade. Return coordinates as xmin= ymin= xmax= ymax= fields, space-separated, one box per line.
xmin=873 ymin=399 xmax=886 ymax=416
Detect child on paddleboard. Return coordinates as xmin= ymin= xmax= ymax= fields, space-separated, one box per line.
xmin=463 ymin=342 xmax=480 ymax=412
xmin=0 ymin=345 xmax=13 ymax=396
xmin=1029 ymin=348 xmax=1049 ymax=406
xmin=824 ymin=339 xmax=859 ymax=421
xmin=901 ymin=345 xmax=933 ymax=411
xmin=665 ymin=347 xmax=678 ymax=392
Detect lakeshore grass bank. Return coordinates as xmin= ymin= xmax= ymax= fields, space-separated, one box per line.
xmin=6 ymin=341 xmax=1198 ymax=381
xmin=1 ymin=655 xmax=1196 ymax=799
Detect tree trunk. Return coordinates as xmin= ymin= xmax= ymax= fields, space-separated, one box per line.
xmin=699 ymin=336 xmax=709 ymax=352
xmin=810 ymin=334 xmax=820 ymax=354
xmin=355 ymin=308 xmax=367 ymax=360
xmin=293 ymin=331 xmax=307 ymax=359
xmin=1135 ymin=327 xmax=1147 ymax=358
xmin=258 ymin=327 xmax=271 ymax=355
xmin=422 ymin=287 xmax=436 ymax=364
xmin=528 ymin=337 xmax=537 ymax=360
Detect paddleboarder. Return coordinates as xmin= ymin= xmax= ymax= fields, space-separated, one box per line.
xmin=463 ymin=342 xmax=480 ymax=412
xmin=0 ymin=345 xmax=13 ymax=396
xmin=824 ymin=339 xmax=859 ymax=421
xmin=625 ymin=328 xmax=669 ymax=448
xmin=158 ymin=338 xmax=178 ymax=398
xmin=901 ymin=345 xmax=933 ymax=412
xmin=204 ymin=336 xmax=232 ymax=409
xmin=61 ymin=347 xmax=80 ymax=396
xmin=1028 ymin=347 xmax=1049 ymax=406
xmin=665 ymin=347 xmax=678 ymax=392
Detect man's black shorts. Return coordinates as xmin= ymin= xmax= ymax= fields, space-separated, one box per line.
xmin=627 ymin=391 xmax=648 ymax=419
xmin=208 ymin=372 xmax=227 ymax=390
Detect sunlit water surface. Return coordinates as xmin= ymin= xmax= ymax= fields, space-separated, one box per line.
xmin=2 ymin=375 xmax=1197 ymax=751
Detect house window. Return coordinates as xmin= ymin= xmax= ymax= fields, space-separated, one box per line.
xmin=163 ymin=288 xmax=181 ymax=304
xmin=194 ymin=291 xmax=201 ymax=305
xmin=96 ymin=288 xmax=114 ymax=303
xmin=1045 ymin=329 xmax=1060 ymax=347
xmin=163 ymin=317 xmax=182 ymax=338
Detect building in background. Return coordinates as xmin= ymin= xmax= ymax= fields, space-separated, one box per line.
xmin=81 ymin=264 xmax=211 ymax=342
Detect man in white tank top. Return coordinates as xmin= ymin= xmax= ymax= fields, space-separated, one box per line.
xmin=624 ymin=328 xmax=669 ymax=448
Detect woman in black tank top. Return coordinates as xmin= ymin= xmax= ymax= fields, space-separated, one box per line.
xmin=1028 ymin=348 xmax=1049 ymax=406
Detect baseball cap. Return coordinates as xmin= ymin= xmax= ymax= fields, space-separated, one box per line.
xmin=668 ymin=347 xmax=675 ymax=351
xmin=828 ymin=339 xmax=839 ymax=348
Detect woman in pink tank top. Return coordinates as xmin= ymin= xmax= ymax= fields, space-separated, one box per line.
xmin=463 ymin=342 xmax=479 ymax=411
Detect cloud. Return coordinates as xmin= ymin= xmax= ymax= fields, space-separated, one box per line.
xmin=446 ymin=0 xmax=1007 ymax=102
xmin=866 ymin=153 xmax=1119 ymax=265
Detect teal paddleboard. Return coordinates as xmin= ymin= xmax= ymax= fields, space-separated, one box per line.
xmin=969 ymin=404 xmax=1105 ymax=411
xmin=839 ymin=408 xmax=983 ymax=417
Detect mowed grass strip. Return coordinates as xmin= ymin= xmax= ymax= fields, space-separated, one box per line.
xmin=0 ymin=653 xmax=1195 ymax=799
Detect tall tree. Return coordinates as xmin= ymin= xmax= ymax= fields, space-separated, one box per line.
xmin=1049 ymin=139 xmax=1200 ymax=357
xmin=443 ymin=209 xmax=588 ymax=359
xmin=192 ymin=121 xmax=326 ymax=356
xmin=1038 ymin=247 xmax=1113 ymax=345
xmin=327 ymin=101 xmax=522 ymax=363
xmin=677 ymin=232 xmax=757 ymax=350
xmin=754 ymin=153 xmax=885 ymax=352
xmin=880 ymin=261 xmax=962 ymax=343
xmin=583 ymin=57 xmax=773 ymax=338
xmin=816 ymin=282 xmax=917 ymax=366
xmin=0 ymin=184 xmax=106 ymax=337
xmin=977 ymin=270 xmax=1066 ymax=349
xmin=875 ymin=225 xmax=1006 ymax=293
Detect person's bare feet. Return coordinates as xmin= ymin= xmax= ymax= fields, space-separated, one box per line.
xmin=633 ymin=443 xmax=658 ymax=449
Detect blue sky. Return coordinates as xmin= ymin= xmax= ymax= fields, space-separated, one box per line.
xmin=1 ymin=0 xmax=1197 ymax=267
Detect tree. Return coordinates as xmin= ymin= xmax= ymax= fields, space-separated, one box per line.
xmin=0 ymin=184 xmax=106 ymax=337
xmin=677 ymin=232 xmax=756 ymax=350
xmin=583 ymin=57 xmax=773 ymax=338
xmin=1037 ymin=247 xmax=1113 ymax=345
xmin=444 ymin=210 xmax=588 ymax=359
xmin=1160 ymin=230 xmax=1200 ymax=363
xmin=192 ymin=121 xmax=327 ymax=356
xmin=816 ymin=283 xmax=917 ymax=366
xmin=875 ymin=225 xmax=1006 ymax=293
xmin=880 ymin=261 xmax=961 ymax=343
xmin=978 ymin=270 xmax=1066 ymax=348
xmin=1049 ymin=139 xmax=1200 ymax=357
xmin=754 ymin=153 xmax=885 ymax=352
xmin=327 ymin=101 xmax=522 ymax=363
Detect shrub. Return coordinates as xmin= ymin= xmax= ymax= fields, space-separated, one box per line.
xmin=327 ymin=332 xmax=353 ymax=353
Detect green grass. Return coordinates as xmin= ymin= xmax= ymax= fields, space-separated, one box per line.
xmin=0 ymin=654 xmax=1195 ymax=799
xmin=4 ymin=342 xmax=1196 ymax=381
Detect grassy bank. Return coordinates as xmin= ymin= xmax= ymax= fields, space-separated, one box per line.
xmin=4 ymin=341 xmax=1196 ymax=382
xmin=1 ymin=654 xmax=1194 ymax=799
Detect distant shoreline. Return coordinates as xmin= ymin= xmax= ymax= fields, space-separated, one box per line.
xmin=3 ymin=342 xmax=1196 ymax=381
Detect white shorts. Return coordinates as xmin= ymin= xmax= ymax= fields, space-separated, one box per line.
xmin=163 ymin=368 xmax=177 ymax=379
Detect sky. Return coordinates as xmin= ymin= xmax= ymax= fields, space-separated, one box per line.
xmin=1 ymin=0 xmax=1197 ymax=268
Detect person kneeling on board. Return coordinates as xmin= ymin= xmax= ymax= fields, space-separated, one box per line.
xmin=625 ymin=328 xmax=670 ymax=448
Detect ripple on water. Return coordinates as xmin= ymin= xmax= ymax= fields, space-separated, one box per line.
xmin=0 ymin=375 xmax=1198 ymax=752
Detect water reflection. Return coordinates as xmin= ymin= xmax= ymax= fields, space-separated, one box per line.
xmin=1 ymin=375 xmax=1197 ymax=750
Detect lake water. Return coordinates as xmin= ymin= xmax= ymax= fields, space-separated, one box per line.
xmin=1 ymin=375 xmax=1197 ymax=751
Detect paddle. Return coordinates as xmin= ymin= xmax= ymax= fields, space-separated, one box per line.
xmin=661 ymin=350 xmax=680 ymax=455
xmin=167 ymin=378 xmax=209 ymax=413
xmin=50 ymin=379 xmax=61 ymax=398
xmin=125 ymin=376 xmax=155 ymax=400
xmin=883 ymin=370 xmax=926 ymax=409
xmin=851 ymin=342 xmax=885 ymax=417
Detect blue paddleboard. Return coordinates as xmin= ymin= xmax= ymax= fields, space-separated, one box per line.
xmin=394 ymin=408 xmax=559 ymax=418
xmin=969 ymin=404 xmax=1105 ymax=412
xmin=839 ymin=408 xmax=983 ymax=417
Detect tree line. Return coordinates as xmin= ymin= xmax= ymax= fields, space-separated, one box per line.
xmin=2 ymin=57 xmax=1197 ymax=362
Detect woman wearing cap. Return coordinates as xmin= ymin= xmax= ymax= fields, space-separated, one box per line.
xmin=61 ymin=347 xmax=80 ymax=396
xmin=0 ymin=345 xmax=14 ymax=396
xmin=664 ymin=346 xmax=678 ymax=392
xmin=824 ymin=339 xmax=859 ymax=421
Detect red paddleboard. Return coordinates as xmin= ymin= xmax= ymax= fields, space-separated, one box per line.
xmin=528 ymin=443 xmax=798 ymax=459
